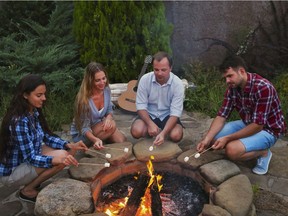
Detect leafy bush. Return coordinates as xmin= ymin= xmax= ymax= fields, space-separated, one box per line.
xmin=0 ymin=1 xmax=55 ymax=37
xmin=183 ymin=62 xmax=238 ymax=120
xmin=272 ymin=70 xmax=288 ymax=123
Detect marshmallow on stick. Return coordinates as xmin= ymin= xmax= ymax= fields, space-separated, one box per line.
xmin=78 ymin=162 xmax=110 ymax=167
xmin=86 ymin=149 xmax=112 ymax=159
xmin=184 ymin=146 xmax=214 ymax=162
xmin=104 ymin=146 xmax=129 ymax=153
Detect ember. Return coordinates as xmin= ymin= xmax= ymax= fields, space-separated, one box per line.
xmin=96 ymin=161 xmax=208 ymax=216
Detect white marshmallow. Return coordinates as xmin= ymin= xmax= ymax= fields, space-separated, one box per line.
xmin=124 ymin=148 xmax=129 ymax=153
xmin=149 ymin=146 xmax=154 ymax=151
xmin=104 ymin=163 xmax=110 ymax=167
xmin=184 ymin=156 xmax=189 ymax=162
xmin=194 ymin=153 xmax=201 ymax=158
xmin=105 ymin=153 xmax=112 ymax=158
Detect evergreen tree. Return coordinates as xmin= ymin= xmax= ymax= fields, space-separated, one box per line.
xmin=0 ymin=1 xmax=82 ymax=96
xmin=0 ymin=1 xmax=55 ymax=37
xmin=73 ymin=1 xmax=173 ymax=83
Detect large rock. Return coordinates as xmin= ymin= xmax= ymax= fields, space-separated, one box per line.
xmin=177 ymin=147 xmax=225 ymax=169
xmin=201 ymin=204 xmax=231 ymax=216
xmin=133 ymin=138 xmax=182 ymax=162
xmin=213 ymin=174 xmax=253 ymax=216
xmin=85 ymin=142 xmax=133 ymax=166
xmin=200 ymin=159 xmax=241 ymax=185
xmin=69 ymin=157 xmax=110 ymax=181
xmin=34 ymin=178 xmax=93 ymax=216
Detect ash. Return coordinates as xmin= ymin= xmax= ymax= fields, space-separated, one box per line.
xmin=160 ymin=172 xmax=208 ymax=216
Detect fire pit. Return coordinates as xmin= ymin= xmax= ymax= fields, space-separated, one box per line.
xmin=34 ymin=140 xmax=255 ymax=216
xmin=90 ymin=154 xmax=213 ymax=216
xmin=95 ymin=159 xmax=208 ymax=216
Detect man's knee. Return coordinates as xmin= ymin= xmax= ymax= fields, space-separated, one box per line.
xmin=170 ymin=127 xmax=183 ymax=142
xmin=130 ymin=126 xmax=144 ymax=138
xmin=225 ymin=142 xmax=243 ymax=160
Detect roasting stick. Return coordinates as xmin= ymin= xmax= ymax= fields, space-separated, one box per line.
xmin=104 ymin=146 xmax=129 ymax=152
xmin=78 ymin=162 xmax=110 ymax=167
xmin=184 ymin=146 xmax=214 ymax=162
xmin=86 ymin=149 xmax=112 ymax=159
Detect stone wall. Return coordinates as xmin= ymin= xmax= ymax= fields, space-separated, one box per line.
xmin=164 ymin=1 xmax=273 ymax=73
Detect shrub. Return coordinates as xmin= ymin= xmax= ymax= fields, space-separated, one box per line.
xmin=183 ymin=62 xmax=238 ymax=120
xmin=73 ymin=1 xmax=173 ymax=83
xmin=0 ymin=2 xmax=83 ymax=130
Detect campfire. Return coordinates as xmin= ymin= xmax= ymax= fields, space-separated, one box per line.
xmin=96 ymin=156 xmax=208 ymax=216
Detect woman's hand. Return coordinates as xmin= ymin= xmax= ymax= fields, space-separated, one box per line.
xmin=93 ymin=137 xmax=103 ymax=149
xmin=66 ymin=141 xmax=88 ymax=151
xmin=62 ymin=154 xmax=79 ymax=166
xmin=103 ymin=116 xmax=113 ymax=132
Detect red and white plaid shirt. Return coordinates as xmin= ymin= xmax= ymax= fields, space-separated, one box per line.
xmin=218 ymin=72 xmax=286 ymax=138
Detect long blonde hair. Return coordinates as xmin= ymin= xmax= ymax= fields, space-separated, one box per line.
xmin=74 ymin=62 xmax=109 ymax=131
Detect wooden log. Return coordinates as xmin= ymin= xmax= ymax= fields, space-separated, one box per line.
xmin=120 ymin=175 xmax=150 ymax=216
xmin=151 ymin=178 xmax=163 ymax=216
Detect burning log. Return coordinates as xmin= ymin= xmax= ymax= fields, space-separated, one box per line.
xmin=120 ymin=174 xmax=150 ymax=216
xmin=151 ymin=178 xmax=163 ymax=216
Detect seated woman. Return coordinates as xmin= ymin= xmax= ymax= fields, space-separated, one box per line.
xmin=0 ymin=74 xmax=88 ymax=203
xmin=70 ymin=62 xmax=126 ymax=149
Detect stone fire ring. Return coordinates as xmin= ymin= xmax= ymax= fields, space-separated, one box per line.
xmin=34 ymin=139 xmax=256 ymax=216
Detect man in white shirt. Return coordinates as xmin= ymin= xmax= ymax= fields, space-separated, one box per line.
xmin=130 ymin=51 xmax=185 ymax=146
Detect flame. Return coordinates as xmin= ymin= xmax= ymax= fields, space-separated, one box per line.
xmin=101 ymin=156 xmax=162 ymax=215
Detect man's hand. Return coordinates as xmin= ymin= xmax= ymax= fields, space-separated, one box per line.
xmin=196 ymin=139 xmax=210 ymax=152
xmin=153 ymin=132 xmax=165 ymax=146
xmin=147 ymin=123 xmax=160 ymax=137
xmin=212 ymin=136 xmax=230 ymax=150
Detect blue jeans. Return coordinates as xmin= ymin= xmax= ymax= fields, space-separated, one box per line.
xmin=214 ymin=120 xmax=277 ymax=152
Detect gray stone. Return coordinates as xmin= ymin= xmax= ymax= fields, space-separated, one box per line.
xmin=85 ymin=142 xmax=133 ymax=166
xmin=271 ymin=177 xmax=288 ymax=196
xmin=201 ymin=204 xmax=231 ymax=216
xmin=273 ymin=138 xmax=288 ymax=148
xmin=213 ymin=174 xmax=253 ymax=216
xmin=200 ymin=159 xmax=241 ymax=185
xmin=34 ymin=178 xmax=93 ymax=216
xmin=133 ymin=138 xmax=182 ymax=162
xmin=102 ymin=142 xmax=133 ymax=165
xmin=177 ymin=147 xmax=225 ymax=169
xmin=69 ymin=157 xmax=109 ymax=181
xmin=269 ymin=147 xmax=288 ymax=178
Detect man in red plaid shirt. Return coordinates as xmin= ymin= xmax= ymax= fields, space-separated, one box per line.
xmin=197 ymin=55 xmax=286 ymax=175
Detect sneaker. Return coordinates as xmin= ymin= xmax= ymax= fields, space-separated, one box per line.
xmin=252 ymin=149 xmax=272 ymax=175
xmin=19 ymin=191 xmax=37 ymax=203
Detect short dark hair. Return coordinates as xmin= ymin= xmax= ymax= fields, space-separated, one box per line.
xmin=219 ymin=55 xmax=247 ymax=72
xmin=153 ymin=51 xmax=173 ymax=67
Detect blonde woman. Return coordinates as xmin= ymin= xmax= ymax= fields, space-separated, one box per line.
xmin=70 ymin=62 xmax=126 ymax=149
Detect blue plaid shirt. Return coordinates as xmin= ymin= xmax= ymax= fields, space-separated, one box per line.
xmin=0 ymin=110 xmax=69 ymax=176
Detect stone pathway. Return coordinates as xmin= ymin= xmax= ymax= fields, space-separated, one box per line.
xmin=1 ymin=108 xmax=288 ymax=215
